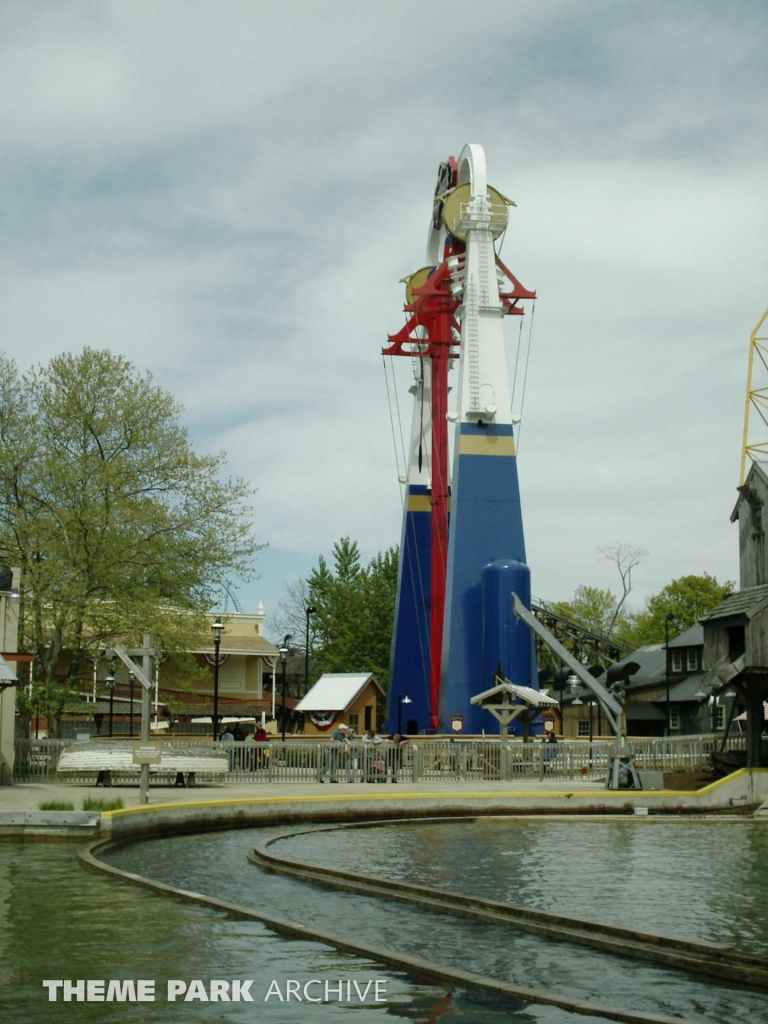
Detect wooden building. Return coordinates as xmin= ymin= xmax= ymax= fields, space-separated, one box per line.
xmin=295 ymin=673 xmax=384 ymax=737
xmin=700 ymin=461 xmax=768 ymax=766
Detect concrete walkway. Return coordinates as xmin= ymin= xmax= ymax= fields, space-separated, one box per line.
xmin=1 ymin=775 xmax=605 ymax=812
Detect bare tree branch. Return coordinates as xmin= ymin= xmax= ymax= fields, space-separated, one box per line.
xmin=596 ymin=541 xmax=648 ymax=634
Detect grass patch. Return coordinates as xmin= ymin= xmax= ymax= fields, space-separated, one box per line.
xmin=82 ymin=796 xmax=124 ymax=811
xmin=37 ymin=800 xmax=75 ymax=811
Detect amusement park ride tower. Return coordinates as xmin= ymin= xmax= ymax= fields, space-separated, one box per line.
xmin=383 ymin=145 xmax=538 ymax=735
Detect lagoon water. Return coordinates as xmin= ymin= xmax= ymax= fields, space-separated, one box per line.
xmin=2 ymin=818 xmax=767 ymax=1023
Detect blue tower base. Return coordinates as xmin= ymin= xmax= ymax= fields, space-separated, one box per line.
xmin=438 ymin=422 xmax=539 ymax=734
xmin=384 ymin=484 xmax=432 ymax=735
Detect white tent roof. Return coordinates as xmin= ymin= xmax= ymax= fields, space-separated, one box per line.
xmin=296 ymin=673 xmax=380 ymax=713
xmin=471 ymin=680 xmax=559 ymax=708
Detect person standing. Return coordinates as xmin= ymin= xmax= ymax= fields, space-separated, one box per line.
xmin=388 ymin=733 xmax=407 ymax=783
xmin=319 ymin=723 xmax=348 ymax=783
xmin=361 ymin=727 xmax=383 ymax=783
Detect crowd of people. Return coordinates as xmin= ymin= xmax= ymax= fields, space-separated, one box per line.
xmin=216 ymin=720 xmax=408 ymax=781
xmin=318 ymin=725 xmax=408 ymax=784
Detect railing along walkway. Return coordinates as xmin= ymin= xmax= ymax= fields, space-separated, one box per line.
xmin=12 ymin=734 xmax=746 ymax=785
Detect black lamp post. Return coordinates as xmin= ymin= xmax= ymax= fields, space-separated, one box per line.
xmin=280 ymin=634 xmax=292 ymax=743
xmin=304 ymin=606 xmax=316 ymax=696
xmin=105 ymin=669 xmax=116 ymax=737
xmin=664 ymin=612 xmax=675 ymax=736
xmin=212 ymin=619 xmax=224 ymax=741
xmin=397 ymin=692 xmax=412 ymax=735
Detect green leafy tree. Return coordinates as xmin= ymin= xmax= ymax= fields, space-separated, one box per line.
xmin=553 ymin=585 xmax=631 ymax=639
xmin=307 ymin=537 xmax=398 ymax=688
xmin=628 ymin=573 xmax=734 ymax=646
xmin=0 ymin=348 xmax=262 ymax=735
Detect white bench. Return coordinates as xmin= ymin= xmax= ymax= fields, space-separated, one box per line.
xmin=57 ymin=743 xmax=229 ymax=787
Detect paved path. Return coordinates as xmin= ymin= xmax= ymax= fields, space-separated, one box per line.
xmin=1 ymin=776 xmax=604 ymax=812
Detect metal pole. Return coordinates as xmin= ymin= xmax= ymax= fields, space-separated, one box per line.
xmin=129 ymin=673 xmax=134 ymax=737
xmin=139 ymin=633 xmax=152 ymax=805
xmin=665 ymin=615 xmax=671 ymax=736
xmin=108 ymin=690 xmax=114 ymax=737
xmin=304 ymin=606 xmax=315 ymax=697
xmin=281 ymin=656 xmax=287 ymax=743
xmin=213 ymin=632 xmax=220 ymax=742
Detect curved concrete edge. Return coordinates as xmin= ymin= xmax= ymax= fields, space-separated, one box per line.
xmin=97 ymin=770 xmax=768 ymax=841
xmin=0 ymin=810 xmax=100 ymax=840
xmin=79 ymin=837 xmax=705 ymax=1024
xmin=249 ymin=823 xmax=768 ymax=989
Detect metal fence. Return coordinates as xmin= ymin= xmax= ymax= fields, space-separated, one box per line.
xmin=11 ymin=733 xmax=747 ymax=785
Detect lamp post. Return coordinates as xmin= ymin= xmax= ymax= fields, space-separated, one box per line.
xmin=105 ymin=669 xmax=116 ymax=737
xmin=280 ymin=634 xmax=292 ymax=743
xmin=212 ymin=620 xmax=224 ymax=741
xmin=397 ymin=693 xmax=412 ymax=735
xmin=304 ymin=606 xmax=316 ymax=697
xmin=128 ymin=671 xmax=135 ymax=737
xmin=664 ymin=612 xmax=675 ymax=736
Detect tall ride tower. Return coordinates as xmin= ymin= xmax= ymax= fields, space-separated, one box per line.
xmin=384 ymin=144 xmax=536 ymax=735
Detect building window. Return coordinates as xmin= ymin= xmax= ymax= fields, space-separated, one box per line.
xmin=686 ymin=649 xmax=698 ymax=672
xmin=669 ymin=707 xmax=680 ymax=730
xmin=671 ymin=651 xmax=683 ymax=673
xmin=577 ymin=720 xmax=590 ymax=737
xmin=714 ymin=705 xmax=725 ymax=730
xmin=364 ymin=705 xmax=372 ymax=731
xmin=348 ymin=713 xmax=359 ymax=732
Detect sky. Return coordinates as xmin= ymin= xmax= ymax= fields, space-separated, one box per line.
xmin=1 ymin=0 xmax=766 ymax=636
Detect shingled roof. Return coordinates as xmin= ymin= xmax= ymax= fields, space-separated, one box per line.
xmin=700 ymin=584 xmax=768 ymax=622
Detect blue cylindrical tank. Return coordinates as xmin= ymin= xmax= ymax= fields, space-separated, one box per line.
xmin=481 ymin=559 xmax=533 ymax=692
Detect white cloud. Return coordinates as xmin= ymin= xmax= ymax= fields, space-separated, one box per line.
xmin=1 ymin=0 xmax=766 ymax=618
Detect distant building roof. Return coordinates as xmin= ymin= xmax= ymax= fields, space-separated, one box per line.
xmin=295 ymin=672 xmax=383 ymax=713
xmin=700 ymin=584 xmax=768 ymax=623
xmin=625 ymin=701 xmax=667 ymax=722
xmin=653 ymin=675 xmax=708 ymax=703
xmin=196 ymin=635 xmax=279 ymax=656
xmin=668 ymin=623 xmax=703 ymax=648
xmin=612 ymin=644 xmax=667 ymax=689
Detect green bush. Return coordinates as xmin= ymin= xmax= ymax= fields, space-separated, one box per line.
xmin=82 ymin=796 xmax=124 ymax=811
xmin=37 ymin=800 xmax=75 ymax=811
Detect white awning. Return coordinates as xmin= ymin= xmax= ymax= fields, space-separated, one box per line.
xmin=471 ymin=680 xmax=560 ymax=708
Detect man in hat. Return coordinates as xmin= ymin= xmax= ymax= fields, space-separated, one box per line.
xmin=319 ymin=722 xmax=348 ymax=783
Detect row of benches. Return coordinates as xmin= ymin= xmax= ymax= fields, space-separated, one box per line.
xmin=56 ymin=743 xmax=229 ymax=787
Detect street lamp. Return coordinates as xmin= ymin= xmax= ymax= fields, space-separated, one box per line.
xmin=664 ymin=612 xmax=675 ymax=735
xmin=399 ymin=692 xmax=411 ymax=733
xmin=304 ymin=606 xmax=316 ymax=696
xmin=105 ymin=669 xmax=116 ymax=737
xmin=212 ymin=619 xmax=224 ymax=741
xmin=280 ymin=634 xmax=292 ymax=743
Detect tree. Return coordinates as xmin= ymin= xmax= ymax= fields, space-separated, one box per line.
xmin=596 ymin=542 xmax=648 ymax=635
xmin=553 ymin=585 xmax=633 ymax=640
xmin=0 ymin=348 xmax=262 ymax=735
xmin=306 ymin=537 xmax=398 ymax=687
xmin=628 ymin=573 xmax=734 ymax=646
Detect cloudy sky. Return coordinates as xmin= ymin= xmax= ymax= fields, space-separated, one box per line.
xmin=2 ymin=0 xmax=766 ymax=630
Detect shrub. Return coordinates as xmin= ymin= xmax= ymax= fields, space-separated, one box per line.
xmin=38 ymin=800 xmax=75 ymax=811
xmin=81 ymin=796 xmax=124 ymax=811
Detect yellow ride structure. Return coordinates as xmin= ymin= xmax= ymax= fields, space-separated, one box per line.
xmin=740 ymin=307 xmax=768 ymax=484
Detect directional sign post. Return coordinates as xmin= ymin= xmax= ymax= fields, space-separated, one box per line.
xmin=112 ymin=634 xmax=155 ymax=804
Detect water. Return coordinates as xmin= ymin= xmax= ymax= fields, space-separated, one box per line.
xmin=2 ymin=818 xmax=767 ymax=1023
xmin=0 ymin=840 xmax=596 ymax=1024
